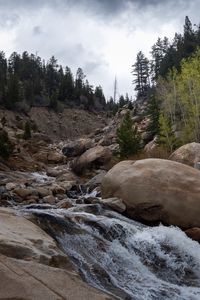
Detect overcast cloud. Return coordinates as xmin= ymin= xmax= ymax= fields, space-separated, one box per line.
xmin=0 ymin=0 xmax=199 ymax=98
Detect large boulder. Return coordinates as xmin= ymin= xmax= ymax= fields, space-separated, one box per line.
xmin=47 ymin=151 xmax=65 ymax=164
xmin=169 ymin=142 xmax=200 ymax=167
xmin=101 ymin=159 xmax=200 ymax=228
xmin=0 ymin=256 xmax=113 ymax=300
xmin=71 ymin=146 xmax=112 ymax=174
xmin=100 ymin=197 xmax=126 ymax=213
xmin=62 ymin=138 xmax=94 ymax=157
xmin=85 ymin=170 xmax=107 ymax=190
xmin=0 ymin=208 xmax=113 ymax=300
xmin=33 ymin=150 xmax=65 ymax=164
xmin=144 ymin=138 xmax=168 ymax=159
xmin=0 ymin=208 xmax=69 ymax=265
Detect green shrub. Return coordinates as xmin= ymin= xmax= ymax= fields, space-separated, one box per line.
xmin=0 ymin=130 xmax=14 ymax=159
xmin=1 ymin=116 xmax=6 ymax=127
xmin=116 ymin=111 xmax=142 ymax=158
xmin=23 ymin=121 xmax=31 ymax=140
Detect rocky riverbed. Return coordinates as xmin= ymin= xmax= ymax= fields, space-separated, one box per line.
xmin=0 ymin=159 xmax=200 ymax=300
xmin=1 ymin=107 xmax=200 ymax=299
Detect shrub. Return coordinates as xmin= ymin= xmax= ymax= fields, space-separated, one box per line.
xmin=23 ymin=121 xmax=31 ymax=140
xmin=0 ymin=130 xmax=14 ymax=159
xmin=1 ymin=116 xmax=6 ymax=127
xmin=116 ymin=111 xmax=142 ymax=158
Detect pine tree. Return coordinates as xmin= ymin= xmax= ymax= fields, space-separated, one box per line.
xmin=132 ymin=51 xmax=150 ymax=99
xmin=0 ymin=50 xmax=107 ymax=111
xmin=116 ymin=111 xmax=141 ymax=158
xmin=146 ymin=93 xmax=160 ymax=137
xmin=6 ymin=74 xmax=22 ymax=108
xmin=75 ymin=68 xmax=85 ymax=99
xmin=0 ymin=52 xmax=7 ymax=103
xmin=0 ymin=129 xmax=14 ymax=159
xmin=23 ymin=121 xmax=31 ymax=140
xmin=158 ymin=113 xmax=178 ymax=153
xmin=119 ymin=95 xmax=126 ymax=108
xmin=94 ymin=85 xmax=106 ymax=106
xmin=151 ymin=37 xmax=169 ymax=82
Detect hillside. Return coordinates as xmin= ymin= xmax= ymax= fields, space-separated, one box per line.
xmin=0 ymin=107 xmax=108 ymax=141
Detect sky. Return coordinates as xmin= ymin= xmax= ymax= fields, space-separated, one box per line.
xmin=0 ymin=0 xmax=200 ymax=99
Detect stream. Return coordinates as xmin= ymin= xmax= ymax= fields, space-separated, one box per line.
xmin=19 ymin=197 xmax=200 ymax=300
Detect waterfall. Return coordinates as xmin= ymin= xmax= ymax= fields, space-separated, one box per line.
xmin=22 ymin=204 xmax=200 ymax=300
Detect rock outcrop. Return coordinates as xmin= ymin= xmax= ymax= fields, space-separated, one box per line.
xmin=62 ymin=138 xmax=94 ymax=157
xmin=101 ymin=159 xmax=200 ymax=228
xmin=0 ymin=208 xmax=113 ymax=300
xmin=169 ymin=142 xmax=200 ymax=167
xmin=71 ymin=146 xmax=112 ymax=174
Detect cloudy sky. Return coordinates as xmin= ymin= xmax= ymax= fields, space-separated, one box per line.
xmin=0 ymin=0 xmax=199 ymax=99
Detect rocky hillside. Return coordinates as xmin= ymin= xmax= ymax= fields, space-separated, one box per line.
xmin=0 ymin=107 xmax=108 ymax=141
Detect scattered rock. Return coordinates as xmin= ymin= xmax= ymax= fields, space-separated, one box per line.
xmin=98 ymin=135 xmax=115 ymax=147
xmin=46 ymin=168 xmax=62 ymax=177
xmin=25 ymin=195 xmax=39 ymax=202
xmin=13 ymin=188 xmax=34 ymax=199
xmin=57 ymin=199 xmax=73 ymax=209
xmin=84 ymin=197 xmax=101 ymax=205
xmin=37 ymin=187 xmax=51 ymax=198
xmin=101 ymin=197 xmax=126 ymax=213
xmin=5 ymin=182 xmax=18 ymax=191
xmin=56 ymin=171 xmax=77 ymax=182
xmin=47 ymin=151 xmax=65 ymax=164
xmin=51 ymin=185 xmax=66 ymax=195
xmin=32 ymin=132 xmax=52 ymax=144
xmin=59 ymin=181 xmax=76 ymax=191
xmin=26 ymin=198 xmax=38 ymax=204
xmin=33 ymin=151 xmax=49 ymax=163
xmin=43 ymin=195 xmax=56 ymax=204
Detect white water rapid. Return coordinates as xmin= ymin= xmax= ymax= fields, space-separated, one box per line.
xmin=21 ymin=203 xmax=200 ymax=300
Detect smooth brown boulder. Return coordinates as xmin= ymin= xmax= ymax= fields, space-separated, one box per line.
xmin=0 ymin=256 xmax=113 ymax=300
xmin=0 ymin=208 xmax=113 ymax=300
xmin=13 ymin=188 xmax=34 ymax=199
xmin=71 ymin=146 xmax=112 ymax=174
xmin=33 ymin=150 xmax=65 ymax=164
xmin=43 ymin=195 xmax=56 ymax=204
xmin=169 ymin=142 xmax=200 ymax=167
xmin=0 ymin=208 xmax=68 ymax=265
xmin=62 ymin=138 xmax=94 ymax=157
xmin=101 ymin=197 xmax=126 ymax=213
xmin=47 ymin=151 xmax=65 ymax=164
xmin=101 ymin=159 xmax=200 ymax=228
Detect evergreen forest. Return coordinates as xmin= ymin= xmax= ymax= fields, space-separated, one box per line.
xmin=132 ymin=16 xmax=200 ymax=151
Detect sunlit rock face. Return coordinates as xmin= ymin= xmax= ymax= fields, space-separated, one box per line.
xmin=0 ymin=207 xmax=114 ymax=300
xmin=101 ymin=159 xmax=200 ymax=228
xmin=169 ymin=142 xmax=200 ymax=167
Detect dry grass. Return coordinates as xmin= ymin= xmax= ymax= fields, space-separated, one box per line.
xmin=128 ymin=147 xmax=170 ymax=161
xmin=105 ymin=147 xmax=171 ymax=171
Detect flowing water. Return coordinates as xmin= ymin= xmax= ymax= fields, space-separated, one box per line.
xmin=20 ymin=201 xmax=200 ymax=300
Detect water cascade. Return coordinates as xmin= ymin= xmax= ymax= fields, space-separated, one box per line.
xmin=21 ymin=201 xmax=200 ymax=300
